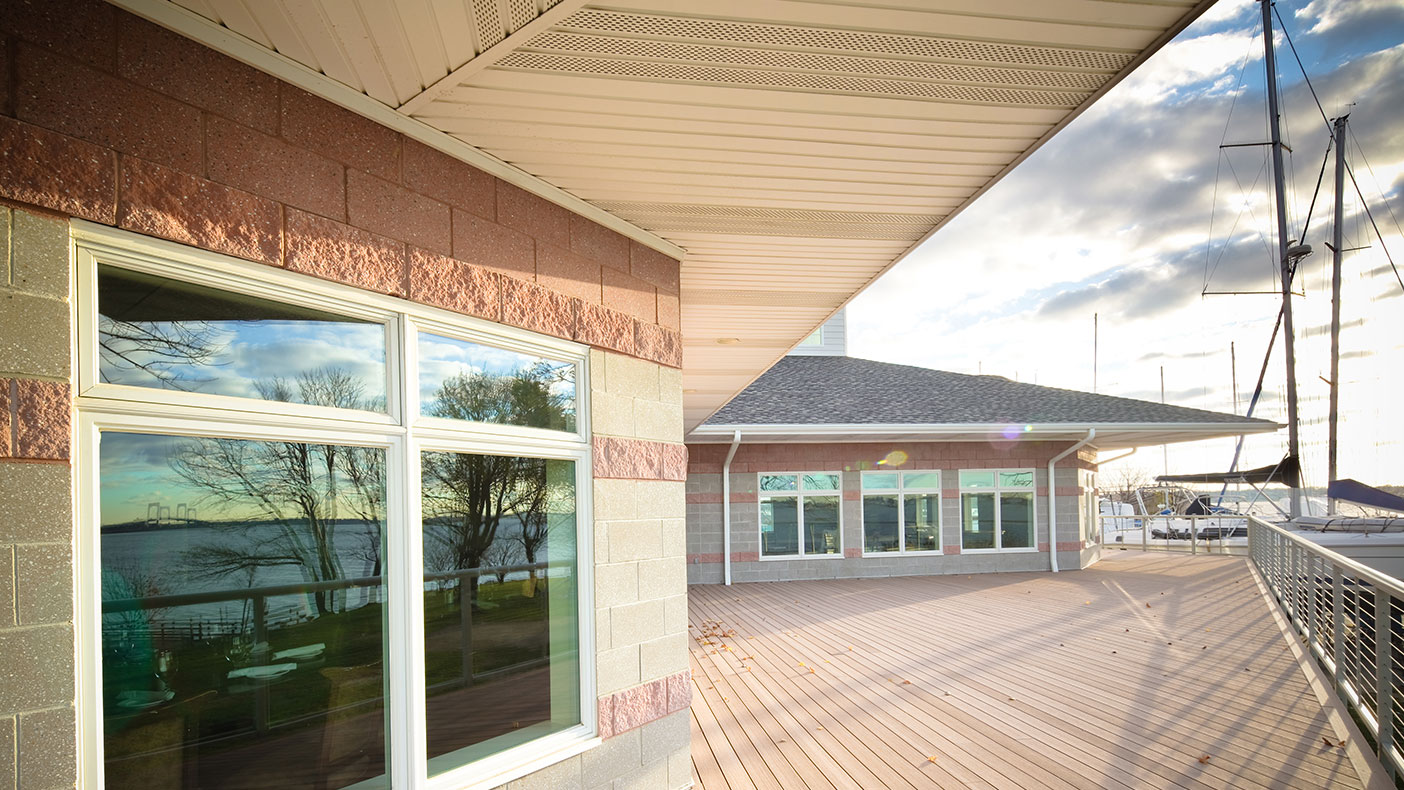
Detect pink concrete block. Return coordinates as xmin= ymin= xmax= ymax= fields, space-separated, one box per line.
xmin=208 ymin=116 xmax=345 ymax=221
xmin=501 ymin=276 xmax=576 ymax=340
xmin=280 ymin=86 xmax=400 ymax=181
xmin=943 ymin=545 xmax=960 ymax=555
xmin=602 ymin=266 xmax=655 ymax=324
xmin=407 ymin=248 xmax=500 ymax=321
xmin=570 ymin=214 xmax=629 ymax=267
xmin=0 ymin=34 xmax=10 ymax=117
xmin=452 ymin=209 xmax=535 ymax=281
xmin=285 ymin=209 xmax=407 ymax=297
xmin=0 ymin=117 xmax=115 ymax=223
xmin=686 ymin=493 xmax=722 ymax=504
xmin=733 ymin=552 xmax=759 ymax=562
xmin=634 ymin=322 xmax=682 ymax=369
xmin=657 ymin=290 xmax=680 ymax=331
xmin=687 ymin=553 xmax=723 ymax=564
xmin=0 ymin=380 xmax=12 ymax=458
xmin=1 ymin=0 xmax=117 ymax=71
xmin=659 ymin=442 xmax=688 ymax=482
xmin=575 ymin=302 xmax=635 ymax=356
xmin=117 ymin=14 xmax=278 ymax=134
xmin=629 ymin=240 xmax=681 ymax=294
xmin=612 ymin=678 xmax=666 ymax=735
xmin=497 ymin=182 xmax=570 ymax=250
xmin=843 ymin=548 xmax=861 ymax=559
xmin=16 ymin=43 xmax=201 ymax=173
xmin=119 ymin=157 xmax=282 ymax=265
xmin=403 ymin=140 xmax=495 ymax=220
xmin=536 ymin=243 xmax=602 ymax=304
xmin=666 ymin=669 xmax=691 ymax=714
xmin=347 ymin=169 xmax=451 ymax=256
xmin=597 ymin=694 xmax=614 ymax=740
xmin=15 ymin=379 xmax=69 ymax=461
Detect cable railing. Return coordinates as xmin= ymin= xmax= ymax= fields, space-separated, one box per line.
xmin=1247 ymin=515 xmax=1403 ymax=780
xmin=1097 ymin=513 xmax=1250 ymax=555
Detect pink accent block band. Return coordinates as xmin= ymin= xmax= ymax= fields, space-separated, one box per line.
xmin=14 ymin=379 xmax=70 ymax=461
xmin=600 ymin=669 xmax=690 ymax=740
xmin=593 ymin=436 xmax=688 ymax=481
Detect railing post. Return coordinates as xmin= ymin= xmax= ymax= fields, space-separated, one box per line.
xmin=1142 ymin=516 xmax=1149 ymax=551
xmin=253 ymin=593 xmax=269 ymax=733
xmin=1334 ymin=564 xmax=1346 ymax=692
xmin=1309 ymin=553 xmax=1320 ymax=659
xmin=460 ymin=577 xmax=475 ymax=686
xmin=1376 ymin=587 xmax=1395 ymax=776
xmin=1191 ymin=517 xmax=1197 ymax=555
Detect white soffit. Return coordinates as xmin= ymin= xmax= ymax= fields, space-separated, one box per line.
xmin=122 ymin=0 xmax=1213 ymax=430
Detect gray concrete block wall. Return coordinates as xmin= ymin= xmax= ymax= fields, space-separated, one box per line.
xmin=0 ymin=207 xmax=76 ymax=790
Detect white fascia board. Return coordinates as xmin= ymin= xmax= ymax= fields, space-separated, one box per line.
xmin=687 ymin=421 xmax=1283 ymax=442
xmin=106 ymin=0 xmax=686 ymax=262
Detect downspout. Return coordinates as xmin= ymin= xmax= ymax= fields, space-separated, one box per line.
xmin=722 ymin=431 xmax=742 ymax=586
xmin=1047 ymin=429 xmax=1096 ymax=573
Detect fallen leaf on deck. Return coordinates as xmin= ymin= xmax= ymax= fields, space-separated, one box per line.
xmin=903 ymin=680 xmax=912 ymax=685
xmin=927 ymin=756 xmax=939 ymax=763
xmin=1197 ymin=755 xmax=1211 ymax=764
xmin=1146 ymin=603 xmax=1152 ymax=608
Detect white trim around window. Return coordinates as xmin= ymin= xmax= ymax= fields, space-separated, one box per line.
xmin=72 ymin=222 xmax=598 ymax=790
xmin=756 ymin=472 xmax=843 ymax=560
xmin=859 ymin=470 xmax=943 ymax=556
xmin=958 ymin=468 xmax=1038 ymax=553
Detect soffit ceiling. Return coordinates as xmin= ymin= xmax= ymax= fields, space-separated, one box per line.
xmin=126 ymin=0 xmax=1212 ymax=429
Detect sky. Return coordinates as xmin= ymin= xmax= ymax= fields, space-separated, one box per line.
xmin=848 ymin=0 xmax=1404 ymax=494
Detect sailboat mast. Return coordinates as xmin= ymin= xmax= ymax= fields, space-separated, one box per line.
xmin=1261 ymin=0 xmax=1303 ymax=518
xmin=1328 ymin=114 xmax=1348 ymax=515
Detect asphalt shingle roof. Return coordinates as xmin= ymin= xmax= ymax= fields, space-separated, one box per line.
xmin=705 ymin=356 xmax=1272 ymax=427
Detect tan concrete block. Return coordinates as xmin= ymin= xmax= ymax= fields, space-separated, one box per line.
xmin=506 ymin=752 xmax=581 ymax=790
xmin=639 ymin=632 xmax=688 ymax=681
xmin=0 ymin=625 xmax=73 ymax=715
xmin=15 ymin=544 xmax=71 ymax=626
xmin=607 ymin=520 xmax=662 ymax=564
xmin=593 ymin=479 xmax=636 ymax=522
xmin=610 ymin=599 xmax=664 ymax=648
xmin=657 ymin=366 xmax=682 ymax=408
xmin=667 ymin=745 xmax=691 ymax=790
xmin=605 ymin=354 xmax=658 ymax=401
xmin=10 ymin=209 xmax=69 ymax=300
xmin=0 ymin=291 xmax=69 ymax=378
xmin=662 ymin=594 xmax=688 ymax=635
xmin=581 ymin=726 xmax=640 ymax=785
xmin=596 ymin=562 xmax=638 ymax=609
xmin=590 ymin=390 xmax=635 ymax=438
xmin=0 ymin=715 xmax=13 ymax=790
xmin=637 ymin=557 xmax=685 ymax=603
xmin=640 ymin=709 xmax=689 ymax=768
xmin=0 ymin=463 xmax=72 ymax=544
xmin=17 ymin=706 xmax=74 ymax=790
xmin=617 ymin=754 xmax=667 ymax=790
xmin=662 ymin=518 xmax=686 ymax=559
xmin=596 ymin=644 xmax=640 ymax=696
xmin=588 ymin=349 xmax=607 ymax=394
xmin=596 ymin=607 xmax=612 ymax=652
xmin=635 ymin=482 xmax=684 ymax=521
xmin=632 ymin=399 xmax=682 ymax=444
xmin=0 ymin=548 xmax=12 ymax=628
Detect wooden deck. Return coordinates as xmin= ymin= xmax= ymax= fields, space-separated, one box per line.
xmin=688 ymin=552 xmax=1373 ymax=790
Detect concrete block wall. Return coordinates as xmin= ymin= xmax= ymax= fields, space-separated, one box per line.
xmin=685 ymin=441 xmax=1098 ymax=584
xmin=0 ymin=2 xmax=690 ymax=787
xmin=0 ymin=207 xmax=76 ymax=790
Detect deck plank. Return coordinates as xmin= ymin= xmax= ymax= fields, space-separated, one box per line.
xmin=688 ymin=552 xmax=1367 ymax=790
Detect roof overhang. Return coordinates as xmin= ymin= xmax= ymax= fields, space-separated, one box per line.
xmin=112 ymin=0 xmax=1217 ymax=430
xmin=688 ymin=421 xmax=1284 ymax=452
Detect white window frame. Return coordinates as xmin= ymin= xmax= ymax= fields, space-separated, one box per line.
xmin=859 ymin=470 xmax=943 ymax=556
xmin=957 ymin=468 xmax=1038 ymax=553
xmin=71 ymin=222 xmax=598 ymax=790
xmin=756 ymin=471 xmax=843 ymax=560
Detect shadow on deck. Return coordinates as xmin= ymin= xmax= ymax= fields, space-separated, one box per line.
xmin=687 ymin=551 xmax=1382 ymax=790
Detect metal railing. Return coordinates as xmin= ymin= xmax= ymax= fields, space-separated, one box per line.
xmin=1247 ymin=514 xmax=1403 ymax=779
xmin=1098 ymin=513 xmax=1250 ymax=556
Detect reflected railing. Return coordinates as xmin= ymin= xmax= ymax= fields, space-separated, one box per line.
xmin=1098 ymin=513 xmax=1250 ymax=556
xmin=1247 ymin=516 xmax=1403 ymax=780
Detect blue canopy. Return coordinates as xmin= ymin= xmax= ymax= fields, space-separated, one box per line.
xmin=1328 ymin=479 xmax=1404 ymax=513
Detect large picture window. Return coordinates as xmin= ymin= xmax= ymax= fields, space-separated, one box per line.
xmin=861 ymin=471 xmax=941 ymax=555
xmin=76 ymin=226 xmax=592 ymax=790
xmin=959 ymin=470 xmax=1035 ymax=551
xmin=758 ymin=473 xmax=841 ymax=558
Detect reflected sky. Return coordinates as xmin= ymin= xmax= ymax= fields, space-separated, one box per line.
xmin=418 ymin=333 xmax=575 ymax=431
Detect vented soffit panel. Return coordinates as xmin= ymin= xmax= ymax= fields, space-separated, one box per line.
xmin=121 ymin=0 xmax=1215 ymax=431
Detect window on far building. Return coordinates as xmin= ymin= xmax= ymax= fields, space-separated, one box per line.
xmin=798 ymin=327 xmax=823 ymax=346
xmin=959 ymin=469 xmax=1035 ymax=551
xmin=758 ymin=473 xmax=841 ymax=558
xmin=861 ymin=471 xmax=941 ymax=554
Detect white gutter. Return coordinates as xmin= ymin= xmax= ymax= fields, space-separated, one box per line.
xmin=722 ymin=430 xmax=742 ymax=586
xmin=1047 ymin=429 xmax=1096 ymax=573
xmin=690 ymin=421 xmax=1280 ymax=439
xmin=1093 ymin=448 xmax=1137 ymax=469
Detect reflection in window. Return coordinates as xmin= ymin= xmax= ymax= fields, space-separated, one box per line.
xmin=959 ymin=469 xmax=1036 ymax=551
xmin=97 ymin=266 xmax=386 ymax=411
xmin=418 ymin=334 xmax=575 ymax=432
xmin=419 ymin=452 xmax=579 ymax=774
xmin=861 ymin=470 xmax=940 ymax=554
xmin=99 ymin=431 xmax=388 ymax=790
xmin=758 ymin=472 xmax=841 ymax=558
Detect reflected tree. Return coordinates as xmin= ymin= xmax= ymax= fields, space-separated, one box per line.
xmin=97 ymin=314 xmax=222 ymax=390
